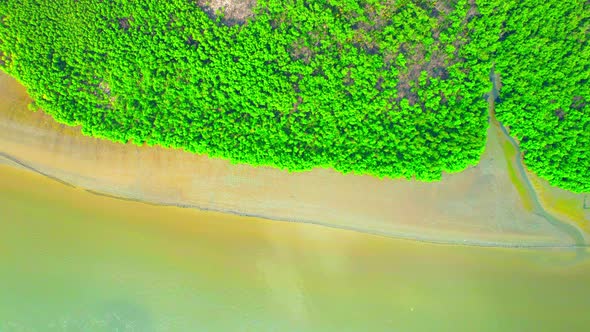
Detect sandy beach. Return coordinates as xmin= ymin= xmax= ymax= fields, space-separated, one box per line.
xmin=0 ymin=72 xmax=587 ymax=247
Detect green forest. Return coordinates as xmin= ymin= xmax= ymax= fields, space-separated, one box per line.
xmin=0 ymin=0 xmax=588 ymax=192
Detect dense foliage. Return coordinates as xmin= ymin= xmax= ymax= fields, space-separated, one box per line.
xmin=0 ymin=0 xmax=587 ymax=191
xmin=492 ymin=0 xmax=590 ymax=193
xmin=0 ymin=0 xmax=491 ymax=182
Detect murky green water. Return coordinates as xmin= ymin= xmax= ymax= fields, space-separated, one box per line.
xmin=1 ymin=164 xmax=590 ymax=332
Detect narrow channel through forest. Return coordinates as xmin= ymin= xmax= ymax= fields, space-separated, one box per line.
xmin=489 ymin=68 xmax=587 ymax=258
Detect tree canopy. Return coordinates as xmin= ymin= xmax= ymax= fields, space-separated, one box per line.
xmin=492 ymin=0 xmax=590 ymax=193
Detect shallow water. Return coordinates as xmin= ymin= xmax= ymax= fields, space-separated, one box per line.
xmin=1 ymin=164 xmax=590 ymax=332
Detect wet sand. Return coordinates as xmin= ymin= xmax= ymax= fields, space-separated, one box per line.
xmin=0 ymin=72 xmax=587 ymax=247
xmin=2 ymin=163 xmax=590 ymax=331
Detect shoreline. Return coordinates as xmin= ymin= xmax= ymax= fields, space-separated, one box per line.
xmin=0 ymin=71 xmax=588 ymax=249
xmin=0 ymin=156 xmax=587 ymax=250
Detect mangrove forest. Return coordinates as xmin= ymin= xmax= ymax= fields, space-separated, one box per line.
xmin=0 ymin=0 xmax=588 ymax=192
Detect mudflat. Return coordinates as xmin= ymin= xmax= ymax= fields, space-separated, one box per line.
xmin=2 ymin=162 xmax=590 ymax=331
xmin=0 ymin=72 xmax=587 ymax=247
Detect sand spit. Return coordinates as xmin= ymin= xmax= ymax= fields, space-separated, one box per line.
xmin=0 ymin=72 xmax=587 ymax=247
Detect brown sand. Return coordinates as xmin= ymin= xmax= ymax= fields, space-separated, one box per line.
xmin=197 ymin=0 xmax=255 ymax=25
xmin=0 ymin=72 xmax=586 ymax=247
